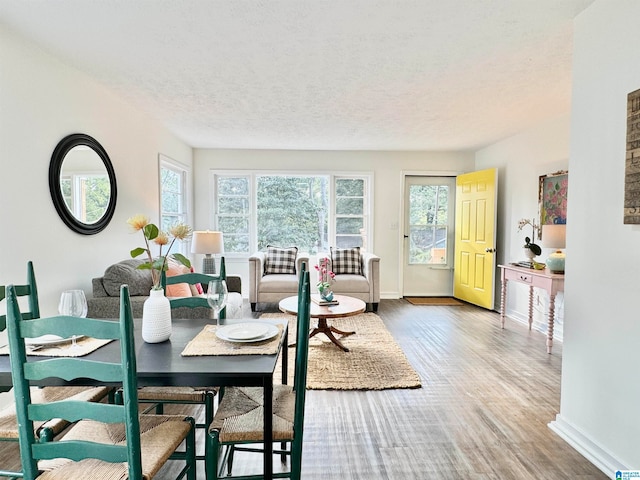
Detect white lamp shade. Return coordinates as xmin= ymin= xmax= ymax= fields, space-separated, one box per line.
xmin=191 ymin=231 xmax=224 ymax=254
xmin=542 ymin=224 xmax=566 ymax=249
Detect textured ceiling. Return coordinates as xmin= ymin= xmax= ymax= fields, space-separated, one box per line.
xmin=0 ymin=0 xmax=595 ymax=151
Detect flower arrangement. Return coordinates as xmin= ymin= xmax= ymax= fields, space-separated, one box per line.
xmin=127 ymin=214 xmax=192 ymax=290
xmin=314 ymin=257 xmax=335 ymax=293
xmin=517 ymin=218 xmax=542 ymax=256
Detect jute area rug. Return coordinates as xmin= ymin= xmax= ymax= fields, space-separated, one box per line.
xmin=261 ymin=312 xmax=421 ymax=391
xmin=405 ymin=297 xmax=464 ymax=306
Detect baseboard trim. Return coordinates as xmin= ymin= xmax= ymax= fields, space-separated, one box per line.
xmin=504 ymin=307 xmax=564 ymax=342
xmin=548 ymin=414 xmax=624 ymax=479
xmin=380 ymin=292 xmax=401 ymax=299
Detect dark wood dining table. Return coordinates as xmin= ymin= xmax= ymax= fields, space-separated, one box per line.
xmin=0 ymin=316 xmax=289 ymax=480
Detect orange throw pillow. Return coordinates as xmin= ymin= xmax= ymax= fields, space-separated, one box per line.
xmin=165 ymin=260 xmax=192 ymax=297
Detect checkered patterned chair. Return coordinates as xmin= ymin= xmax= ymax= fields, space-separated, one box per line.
xmin=249 ymin=246 xmax=309 ymax=311
xmin=316 ymin=247 xmax=380 ymax=312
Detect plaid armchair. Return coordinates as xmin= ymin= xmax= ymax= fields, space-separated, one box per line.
xmin=316 ymin=247 xmax=380 ymax=312
xmin=249 ymin=246 xmax=308 ymax=311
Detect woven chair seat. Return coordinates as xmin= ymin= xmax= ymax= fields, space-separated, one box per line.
xmin=137 ymin=385 xmax=217 ymax=402
xmin=36 ymin=414 xmax=192 ymax=480
xmin=211 ymin=385 xmax=295 ymax=443
xmin=0 ymin=386 xmax=111 ymax=439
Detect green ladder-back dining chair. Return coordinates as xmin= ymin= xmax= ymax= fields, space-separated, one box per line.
xmin=0 ymin=261 xmax=112 ymax=479
xmin=5 ymin=283 xmax=197 ymax=480
xmin=162 ymin=256 xmax=229 ymax=320
xmin=205 ymin=270 xmax=312 ymax=480
xmin=132 ymin=257 xmax=230 ymax=459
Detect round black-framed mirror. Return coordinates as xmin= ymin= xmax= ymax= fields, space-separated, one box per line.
xmin=49 ymin=133 xmax=117 ymax=235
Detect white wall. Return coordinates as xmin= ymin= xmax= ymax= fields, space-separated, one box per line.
xmin=0 ymin=27 xmax=192 ymax=316
xmin=548 ymin=0 xmax=640 ymax=475
xmin=475 ymin=115 xmax=570 ymax=339
xmin=192 ymin=149 xmax=475 ymax=297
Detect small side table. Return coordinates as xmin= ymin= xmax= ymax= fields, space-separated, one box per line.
xmin=498 ymin=264 xmax=565 ymax=354
xmin=279 ymin=295 xmax=366 ymax=352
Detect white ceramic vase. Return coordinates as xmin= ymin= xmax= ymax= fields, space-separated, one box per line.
xmin=142 ymin=289 xmax=172 ymax=343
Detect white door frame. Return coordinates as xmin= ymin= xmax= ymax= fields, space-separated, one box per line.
xmin=398 ymin=170 xmax=464 ymax=297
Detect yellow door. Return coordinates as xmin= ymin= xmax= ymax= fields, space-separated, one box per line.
xmin=453 ymin=168 xmax=497 ymax=309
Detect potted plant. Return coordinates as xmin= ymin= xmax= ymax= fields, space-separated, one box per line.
xmin=127 ymin=214 xmax=192 ymax=342
xmin=518 ymin=218 xmax=542 ymax=260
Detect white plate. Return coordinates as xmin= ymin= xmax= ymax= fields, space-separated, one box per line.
xmin=218 ymin=323 xmax=270 ymax=340
xmin=25 ymin=335 xmax=84 ymax=346
xmin=216 ymin=323 xmax=279 ymax=343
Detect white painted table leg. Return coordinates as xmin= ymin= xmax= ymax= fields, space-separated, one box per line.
xmin=547 ymin=294 xmax=556 ymax=354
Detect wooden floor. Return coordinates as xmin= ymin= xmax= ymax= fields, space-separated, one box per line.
xmin=1 ymin=299 xmax=607 ymax=479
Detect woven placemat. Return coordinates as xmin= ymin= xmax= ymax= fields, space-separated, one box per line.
xmin=181 ymin=324 xmax=284 ymax=356
xmin=0 ymin=337 xmax=113 ymax=357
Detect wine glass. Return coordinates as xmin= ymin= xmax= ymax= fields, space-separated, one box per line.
xmin=206 ymin=279 xmax=228 ymax=327
xmin=58 ymin=289 xmax=87 ymax=349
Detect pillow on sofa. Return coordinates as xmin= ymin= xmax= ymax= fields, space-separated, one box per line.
xmin=189 ymin=266 xmax=204 ymax=295
xmin=264 ymin=245 xmax=298 ymax=275
xmin=165 ymin=259 xmax=192 ymax=297
xmin=103 ymin=259 xmax=153 ymax=297
xmin=330 ymin=247 xmax=363 ymax=275
xmin=191 ymin=265 xmax=204 ymax=297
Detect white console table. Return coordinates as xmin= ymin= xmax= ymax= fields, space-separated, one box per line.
xmin=498 ymin=264 xmax=565 ymax=354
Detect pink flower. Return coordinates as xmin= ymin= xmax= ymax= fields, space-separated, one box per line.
xmin=316 ymin=257 xmax=335 ymax=290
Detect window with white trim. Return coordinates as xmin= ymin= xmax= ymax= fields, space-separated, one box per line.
xmin=212 ymin=172 xmax=372 ymax=254
xmin=216 ymin=175 xmax=251 ymax=253
xmin=335 ymin=177 xmax=367 ymax=249
xmin=159 ymin=155 xmax=190 ymax=254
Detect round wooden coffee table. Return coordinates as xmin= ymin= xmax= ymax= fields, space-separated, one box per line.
xmin=278 ymin=295 xmax=366 ymax=352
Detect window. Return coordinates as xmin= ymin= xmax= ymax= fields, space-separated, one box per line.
xmin=217 ymin=175 xmax=250 ymax=253
xmin=408 ymin=183 xmax=449 ymax=265
xmin=335 ymin=177 xmax=366 ymax=249
xmin=212 ymin=172 xmax=371 ymax=254
xmin=256 ymin=175 xmax=329 ymax=252
xmin=159 ymin=155 xmax=190 ymax=254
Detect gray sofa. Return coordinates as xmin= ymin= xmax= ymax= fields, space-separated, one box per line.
xmin=88 ymin=259 xmax=242 ymax=319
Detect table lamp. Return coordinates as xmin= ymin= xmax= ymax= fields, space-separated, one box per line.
xmin=542 ymin=224 xmax=566 ymax=273
xmin=191 ymin=231 xmax=224 ymax=274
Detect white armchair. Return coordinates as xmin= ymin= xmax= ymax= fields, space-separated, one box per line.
xmin=316 ymin=250 xmax=380 ymax=312
xmin=249 ymin=248 xmax=309 ymax=311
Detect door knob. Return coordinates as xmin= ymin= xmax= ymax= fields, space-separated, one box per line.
xmin=403 ymin=235 xmax=409 ymax=238
xmin=485 ymin=248 xmax=496 ymax=253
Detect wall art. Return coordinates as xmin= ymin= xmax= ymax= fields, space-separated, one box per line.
xmin=624 ymin=88 xmax=640 ymax=224
xmin=538 ymin=170 xmax=568 ymax=238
